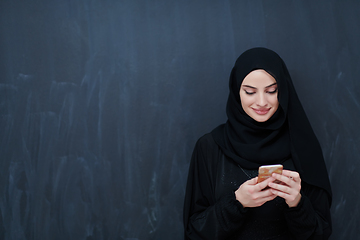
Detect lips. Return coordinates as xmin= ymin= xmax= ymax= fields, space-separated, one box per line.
xmin=252 ymin=108 xmax=271 ymax=115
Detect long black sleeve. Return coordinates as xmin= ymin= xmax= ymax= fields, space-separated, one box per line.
xmin=183 ymin=135 xmax=250 ymax=239
xmin=284 ymin=183 xmax=332 ymax=239
xmin=187 ymin=193 xmax=248 ymax=239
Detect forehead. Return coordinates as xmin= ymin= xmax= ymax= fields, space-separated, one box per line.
xmin=241 ymin=69 xmax=277 ymax=87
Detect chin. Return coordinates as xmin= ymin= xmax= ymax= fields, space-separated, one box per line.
xmin=250 ymin=114 xmax=272 ymax=122
xmin=254 ymin=117 xmax=270 ymax=122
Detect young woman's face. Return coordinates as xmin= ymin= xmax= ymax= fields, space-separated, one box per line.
xmin=239 ymin=69 xmax=279 ymax=122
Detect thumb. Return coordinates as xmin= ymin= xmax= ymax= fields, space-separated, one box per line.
xmin=246 ymin=177 xmax=258 ymax=185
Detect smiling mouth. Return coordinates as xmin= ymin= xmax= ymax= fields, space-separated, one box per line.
xmin=252 ymin=108 xmax=271 ymax=115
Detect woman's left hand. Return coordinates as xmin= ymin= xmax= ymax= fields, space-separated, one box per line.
xmin=268 ymin=170 xmax=302 ymax=208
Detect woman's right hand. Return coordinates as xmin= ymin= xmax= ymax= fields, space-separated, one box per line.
xmin=235 ymin=177 xmax=277 ymax=208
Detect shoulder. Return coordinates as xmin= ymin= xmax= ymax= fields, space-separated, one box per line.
xmin=191 ymin=133 xmax=222 ymax=165
xmin=197 ymin=132 xmax=216 ymax=144
xmin=193 ymin=133 xmax=219 ymax=152
xmin=190 ymin=133 xmax=223 ymax=181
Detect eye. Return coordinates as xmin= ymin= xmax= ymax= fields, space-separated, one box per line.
xmin=245 ymin=90 xmax=255 ymax=95
xmin=267 ymin=88 xmax=278 ymax=94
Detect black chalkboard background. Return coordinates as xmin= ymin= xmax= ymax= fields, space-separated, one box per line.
xmin=1 ymin=1 xmax=359 ymax=239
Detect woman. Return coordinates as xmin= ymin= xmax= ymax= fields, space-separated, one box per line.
xmin=183 ymin=47 xmax=332 ymax=239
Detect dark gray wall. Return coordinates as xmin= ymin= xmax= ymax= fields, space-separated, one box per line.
xmin=0 ymin=1 xmax=359 ymax=239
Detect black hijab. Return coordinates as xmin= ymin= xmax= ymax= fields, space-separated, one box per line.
xmin=212 ymin=47 xmax=332 ymax=201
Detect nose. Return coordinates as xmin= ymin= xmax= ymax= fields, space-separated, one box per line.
xmin=257 ymin=93 xmax=267 ymax=107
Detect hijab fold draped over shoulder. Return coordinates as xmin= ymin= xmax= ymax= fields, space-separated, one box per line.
xmin=211 ymin=47 xmax=332 ymax=203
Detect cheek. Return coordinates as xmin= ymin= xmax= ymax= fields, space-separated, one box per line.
xmin=240 ymin=93 xmax=250 ymax=114
xmin=239 ymin=93 xmax=251 ymax=108
xmin=270 ymin=95 xmax=279 ymax=109
xmin=241 ymin=101 xmax=248 ymax=113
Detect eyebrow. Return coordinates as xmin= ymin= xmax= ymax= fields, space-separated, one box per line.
xmin=242 ymin=83 xmax=277 ymax=89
